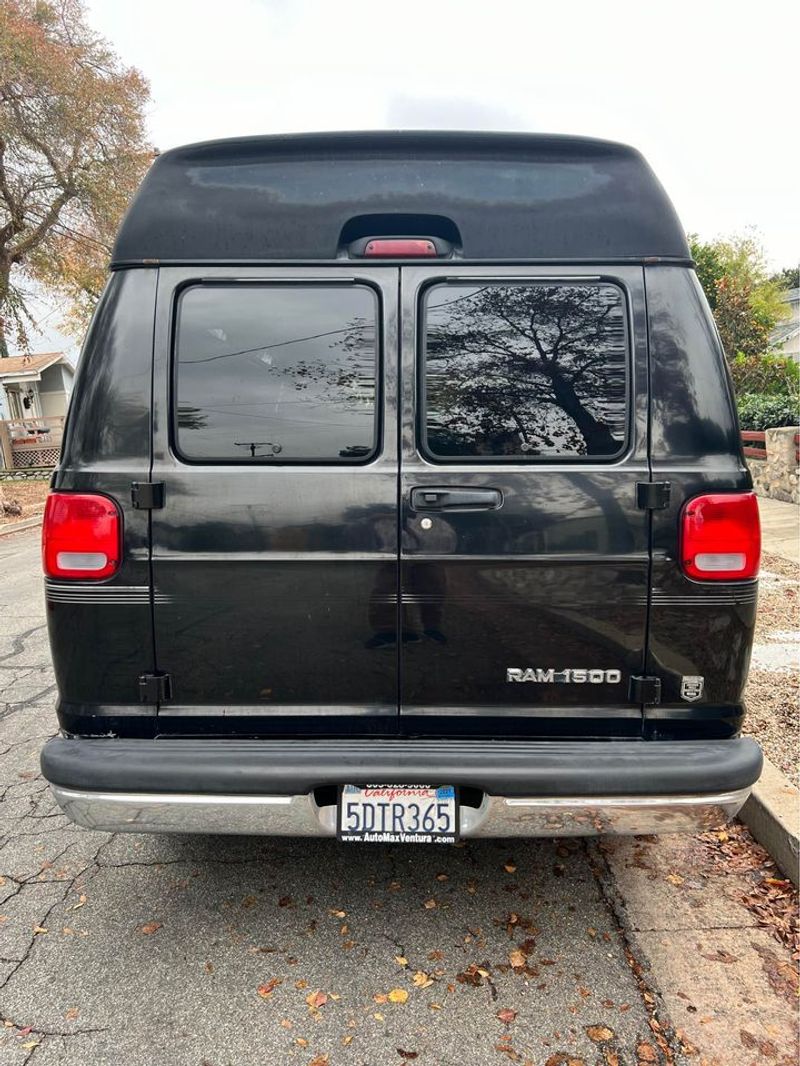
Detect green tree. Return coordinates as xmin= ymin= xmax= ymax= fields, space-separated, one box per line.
xmin=0 ymin=0 xmax=152 ymax=357
xmin=688 ymin=233 xmax=788 ymax=359
xmin=770 ymin=266 xmax=799 ymax=290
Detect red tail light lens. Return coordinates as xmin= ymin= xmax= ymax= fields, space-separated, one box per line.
xmin=363 ymin=238 xmax=437 ymax=257
xmin=42 ymin=493 xmax=122 ymax=580
xmin=681 ymin=492 xmax=761 ymax=581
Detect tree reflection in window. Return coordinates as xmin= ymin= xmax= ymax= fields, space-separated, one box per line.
xmin=424 ymin=283 xmax=628 ymax=458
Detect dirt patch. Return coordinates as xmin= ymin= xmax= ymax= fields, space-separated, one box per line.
xmin=0 ymin=479 xmax=49 ymax=524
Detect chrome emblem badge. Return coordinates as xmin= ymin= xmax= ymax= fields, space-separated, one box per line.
xmin=680 ymin=675 xmax=704 ymax=702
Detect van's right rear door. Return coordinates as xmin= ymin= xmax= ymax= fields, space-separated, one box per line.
xmin=398 ymin=265 xmax=652 ymax=737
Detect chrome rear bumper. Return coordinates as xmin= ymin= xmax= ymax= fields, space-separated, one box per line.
xmin=50 ymin=785 xmax=751 ymax=838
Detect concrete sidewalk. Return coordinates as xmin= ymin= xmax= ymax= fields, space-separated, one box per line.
xmin=758 ymin=495 xmax=799 ymax=563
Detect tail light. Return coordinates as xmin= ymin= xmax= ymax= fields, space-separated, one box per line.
xmin=680 ymin=492 xmax=760 ymax=581
xmin=42 ymin=493 xmax=122 ymax=580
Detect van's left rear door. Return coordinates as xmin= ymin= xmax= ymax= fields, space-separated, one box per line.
xmin=149 ymin=267 xmax=400 ymax=735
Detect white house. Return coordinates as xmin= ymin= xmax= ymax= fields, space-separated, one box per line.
xmin=0 ymin=352 xmax=75 ymax=421
xmin=771 ymin=287 xmax=800 ymax=361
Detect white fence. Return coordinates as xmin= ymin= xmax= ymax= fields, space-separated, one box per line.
xmin=0 ymin=417 xmax=65 ymax=470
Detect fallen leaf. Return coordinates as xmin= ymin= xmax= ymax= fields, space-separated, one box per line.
xmin=71 ymin=894 xmax=87 ymax=911
xmin=435 ymin=873 xmax=448 ymax=882
xmin=373 ymin=993 xmax=388 ymax=1004
xmin=666 ymin=873 xmax=684 ymax=886
xmin=394 ymin=955 xmax=408 ymax=967
xmin=21 ymin=1042 xmax=40 ymax=1051
xmin=140 ymin=921 xmax=162 ymax=935
xmin=295 ymin=979 xmax=308 ymax=990
xmin=305 ymin=990 xmax=328 ymax=1010
xmin=636 ymin=1042 xmax=657 ymax=1062
xmin=64 ymin=1008 xmax=79 ymax=1021
xmin=280 ymin=1019 xmax=292 ymax=1030
xmin=586 ymin=1026 xmax=614 ymax=1043
xmin=509 ymin=949 xmax=526 ymax=969
xmin=428 ymin=949 xmax=445 ymax=961
xmin=341 ymin=1034 xmax=353 ymax=1046
xmin=494 ymin=1045 xmax=522 ymax=1062
xmin=700 ymin=949 xmax=739 ymax=964
xmin=257 ymin=978 xmax=282 ymax=999
xmin=504 ymin=862 xmax=517 ymax=873
xmin=373 ymin=1012 xmax=385 ymax=1021
xmin=308 ymin=1056 xmax=329 ymax=1066
xmin=328 ymin=908 xmax=346 ymax=918
xmin=497 ymin=1008 xmax=517 ymax=1024
xmin=388 ymin=988 xmax=409 ymax=1003
xmin=241 ymin=894 xmax=257 ymax=908
xmin=295 ymin=1037 xmax=308 ymax=1047
xmin=412 ymin=971 xmax=434 ymax=988
xmin=278 ymin=896 xmax=293 ymax=907
xmin=429 ymin=1002 xmax=442 ymax=1010
xmin=423 ymin=898 xmax=437 ymax=909
xmin=32 ymin=926 xmax=48 ymax=935
xmin=397 ymin=1051 xmax=419 ymax=1060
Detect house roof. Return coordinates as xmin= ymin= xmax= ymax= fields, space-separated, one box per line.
xmin=0 ymin=352 xmax=67 ymax=380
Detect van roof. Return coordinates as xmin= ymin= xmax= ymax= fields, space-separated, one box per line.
xmin=111 ymin=131 xmax=690 ymax=266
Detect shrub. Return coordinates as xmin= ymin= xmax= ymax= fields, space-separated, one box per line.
xmin=736 ymin=393 xmax=800 ymax=431
xmin=730 ymin=353 xmax=800 ymax=398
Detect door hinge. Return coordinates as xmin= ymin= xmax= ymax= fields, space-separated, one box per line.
xmin=138 ymin=672 xmax=172 ymax=703
xmin=131 ymin=481 xmax=165 ymax=509
xmin=636 ymin=481 xmax=671 ymax=510
xmin=629 ymin=675 xmax=662 ymax=705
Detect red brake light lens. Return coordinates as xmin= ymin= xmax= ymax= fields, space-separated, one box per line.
xmin=680 ymin=492 xmax=761 ymax=581
xmin=42 ymin=493 xmax=122 ymax=580
xmin=363 ymin=238 xmax=437 ymax=257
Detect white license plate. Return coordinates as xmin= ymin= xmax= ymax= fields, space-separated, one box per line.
xmin=337 ymin=784 xmax=459 ymax=844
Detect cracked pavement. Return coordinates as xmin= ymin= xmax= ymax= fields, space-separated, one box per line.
xmin=0 ymin=528 xmax=797 ymax=1066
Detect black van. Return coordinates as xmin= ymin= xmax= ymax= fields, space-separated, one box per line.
xmin=40 ymin=132 xmax=763 ymax=843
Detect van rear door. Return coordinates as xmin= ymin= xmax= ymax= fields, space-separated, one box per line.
xmin=399 ymin=266 xmax=651 ymax=737
xmin=148 ymin=267 xmax=400 ymax=735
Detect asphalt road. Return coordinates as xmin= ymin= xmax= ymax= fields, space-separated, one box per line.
xmin=0 ymin=528 xmax=796 ymax=1066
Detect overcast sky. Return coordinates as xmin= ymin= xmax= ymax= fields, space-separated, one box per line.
xmin=38 ymin=0 xmax=800 ymax=354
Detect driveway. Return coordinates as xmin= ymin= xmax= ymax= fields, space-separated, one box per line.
xmin=0 ymin=528 xmax=797 ymax=1066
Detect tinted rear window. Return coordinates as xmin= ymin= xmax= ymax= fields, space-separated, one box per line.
xmin=421 ymin=281 xmax=629 ymax=460
xmin=174 ymin=284 xmax=378 ymax=462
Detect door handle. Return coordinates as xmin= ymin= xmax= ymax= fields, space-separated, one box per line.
xmin=410 ymin=486 xmax=503 ymax=512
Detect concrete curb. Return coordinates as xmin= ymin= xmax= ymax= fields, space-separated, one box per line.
xmin=0 ymin=513 xmax=43 ymax=537
xmin=740 ymin=755 xmax=799 ymax=884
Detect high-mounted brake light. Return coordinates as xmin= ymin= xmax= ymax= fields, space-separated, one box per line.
xmin=680 ymin=492 xmax=760 ymax=581
xmin=42 ymin=493 xmax=122 ymax=580
xmin=363 ymin=238 xmax=437 ymax=257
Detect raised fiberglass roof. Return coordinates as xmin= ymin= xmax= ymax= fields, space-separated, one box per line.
xmin=111 ymin=131 xmax=690 ymax=265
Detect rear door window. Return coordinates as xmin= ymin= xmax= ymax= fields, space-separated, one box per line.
xmin=421 ymin=281 xmax=629 ymax=460
xmin=174 ymin=283 xmax=379 ymax=462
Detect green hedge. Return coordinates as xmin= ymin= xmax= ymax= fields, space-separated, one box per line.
xmin=730 ymin=353 xmax=800 ymax=397
xmin=736 ymin=393 xmax=800 ymax=431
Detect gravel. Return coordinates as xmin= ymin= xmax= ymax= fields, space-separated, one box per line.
xmin=743 ymin=552 xmax=800 ymax=786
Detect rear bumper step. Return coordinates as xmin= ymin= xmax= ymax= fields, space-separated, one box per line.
xmin=42 ymin=736 xmax=761 ymax=837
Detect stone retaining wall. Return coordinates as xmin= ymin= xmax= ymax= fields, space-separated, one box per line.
xmin=0 ymin=468 xmax=52 ymax=482
xmin=746 ymin=426 xmax=800 ymax=504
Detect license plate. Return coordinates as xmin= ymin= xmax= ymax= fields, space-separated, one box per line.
xmin=337 ymin=784 xmax=459 ymax=844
